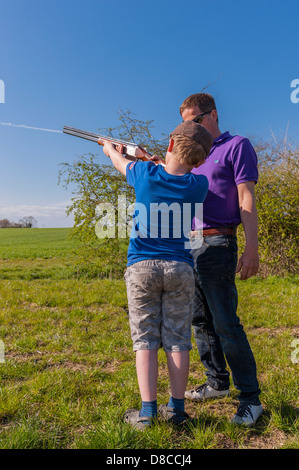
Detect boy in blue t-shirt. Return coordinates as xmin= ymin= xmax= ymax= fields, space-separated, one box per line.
xmin=98 ymin=121 xmax=213 ymax=429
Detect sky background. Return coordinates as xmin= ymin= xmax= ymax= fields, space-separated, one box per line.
xmin=0 ymin=0 xmax=298 ymax=227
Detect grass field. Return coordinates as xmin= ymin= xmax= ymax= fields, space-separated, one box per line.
xmin=0 ymin=228 xmax=298 ymax=450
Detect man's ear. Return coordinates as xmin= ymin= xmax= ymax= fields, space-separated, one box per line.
xmin=167 ymin=138 xmax=174 ymax=152
xmin=210 ymin=109 xmax=218 ymax=122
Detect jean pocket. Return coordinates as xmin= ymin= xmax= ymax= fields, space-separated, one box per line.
xmin=203 ymin=235 xmax=230 ymax=248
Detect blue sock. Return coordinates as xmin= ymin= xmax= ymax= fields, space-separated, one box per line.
xmin=140 ymin=400 xmax=158 ymax=419
xmin=167 ymin=396 xmax=185 ymax=413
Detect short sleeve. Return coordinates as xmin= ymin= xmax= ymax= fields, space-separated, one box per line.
xmin=232 ymin=138 xmax=258 ymax=185
xmin=126 ymin=161 xmax=138 ymax=186
xmin=126 ymin=161 xmax=155 ymax=187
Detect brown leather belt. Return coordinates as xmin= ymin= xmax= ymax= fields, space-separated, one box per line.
xmin=202 ymin=227 xmax=236 ymax=236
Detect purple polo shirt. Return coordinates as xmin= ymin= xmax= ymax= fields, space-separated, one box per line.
xmin=192 ymin=131 xmax=258 ymax=229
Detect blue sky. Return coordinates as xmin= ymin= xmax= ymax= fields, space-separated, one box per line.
xmin=0 ymin=0 xmax=298 ymax=227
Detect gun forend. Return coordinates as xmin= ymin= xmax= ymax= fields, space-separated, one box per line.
xmin=63 ymin=125 xmax=151 ymax=161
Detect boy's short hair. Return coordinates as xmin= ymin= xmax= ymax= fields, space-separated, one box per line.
xmin=169 ymin=121 xmax=213 ymax=166
xmin=171 ymin=135 xmax=207 ymax=166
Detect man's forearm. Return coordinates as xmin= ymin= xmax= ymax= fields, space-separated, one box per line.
xmin=237 ymin=181 xmax=259 ymax=279
xmin=241 ymin=201 xmax=259 ymax=249
xmin=238 ymin=184 xmax=259 ymax=249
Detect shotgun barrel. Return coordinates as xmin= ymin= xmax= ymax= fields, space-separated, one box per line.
xmin=63 ymin=125 xmax=152 ymax=160
xmin=63 ymin=126 xmax=101 ymax=143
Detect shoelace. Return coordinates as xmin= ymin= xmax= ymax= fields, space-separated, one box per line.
xmin=236 ymin=404 xmax=254 ymax=419
xmin=193 ymin=383 xmax=207 ymax=393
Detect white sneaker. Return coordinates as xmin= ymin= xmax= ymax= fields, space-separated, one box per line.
xmin=185 ymin=383 xmax=229 ymax=401
xmin=231 ymin=403 xmax=263 ymax=426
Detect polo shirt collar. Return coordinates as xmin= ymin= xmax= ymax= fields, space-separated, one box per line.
xmin=213 ymin=131 xmax=231 ymax=145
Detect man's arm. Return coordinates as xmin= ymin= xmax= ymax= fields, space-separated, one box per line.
xmin=236 ymin=181 xmax=259 ymax=280
xmin=99 ymin=140 xmax=130 ymax=176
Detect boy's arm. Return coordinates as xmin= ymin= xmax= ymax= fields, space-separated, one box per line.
xmin=98 ymin=139 xmax=130 ymax=176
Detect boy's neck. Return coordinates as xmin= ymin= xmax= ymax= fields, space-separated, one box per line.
xmin=164 ymin=153 xmax=193 ymax=176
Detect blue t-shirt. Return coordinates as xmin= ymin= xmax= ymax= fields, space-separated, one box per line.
xmin=126 ymin=161 xmax=208 ymax=267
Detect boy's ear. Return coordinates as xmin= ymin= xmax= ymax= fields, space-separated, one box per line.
xmin=167 ymin=138 xmax=174 ymax=153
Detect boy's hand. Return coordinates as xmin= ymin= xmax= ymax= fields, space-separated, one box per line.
xmin=148 ymin=154 xmax=165 ymax=165
xmin=98 ymin=139 xmax=114 ymax=157
xmin=98 ymin=139 xmax=124 ymax=157
xmin=135 ymin=147 xmax=164 ymax=165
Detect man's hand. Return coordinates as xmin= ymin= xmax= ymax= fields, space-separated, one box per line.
xmin=236 ymin=246 xmax=259 ymax=280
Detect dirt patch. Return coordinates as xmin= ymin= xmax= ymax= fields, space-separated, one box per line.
xmin=242 ymin=428 xmax=288 ymax=449
xmin=3 ymin=351 xmax=121 ymax=375
xmin=248 ymin=326 xmax=299 ymax=337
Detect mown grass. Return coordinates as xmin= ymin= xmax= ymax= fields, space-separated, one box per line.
xmin=0 ymin=228 xmax=298 ymax=449
xmin=0 ymin=228 xmax=81 ymax=259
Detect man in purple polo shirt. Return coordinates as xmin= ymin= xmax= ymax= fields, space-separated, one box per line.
xmin=181 ymin=93 xmax=263 ymax=426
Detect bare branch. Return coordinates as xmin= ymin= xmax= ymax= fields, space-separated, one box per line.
xmin=200 ymin=73 xmax=223 ymax=93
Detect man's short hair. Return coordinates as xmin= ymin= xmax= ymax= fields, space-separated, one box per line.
xmin=171 ymin=134 xmax=207 ymax=166
xmin=180 ymin=93 xmax=217 ymax=121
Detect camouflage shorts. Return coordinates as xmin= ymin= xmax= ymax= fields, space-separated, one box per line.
xmin=124 ymin=259 xmax=195 ymax=352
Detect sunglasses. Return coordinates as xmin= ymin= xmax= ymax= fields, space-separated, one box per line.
xmin=191 ymin=110 xmax=214 ymax=124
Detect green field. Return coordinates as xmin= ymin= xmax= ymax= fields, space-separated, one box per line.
xmin=0 ymin=228 xmax=83 ymax=280
xmin=0 ymin=227 xmax=81 ymax=259
xmin=0 ymin=228 xmax=298 ymax=449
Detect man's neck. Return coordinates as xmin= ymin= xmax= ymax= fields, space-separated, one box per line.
xmin=210 ymin=127 xmax=222 ymax=140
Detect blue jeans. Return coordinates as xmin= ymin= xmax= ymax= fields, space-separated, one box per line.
xmin=192 ymin=235 xmax=261 ymax=405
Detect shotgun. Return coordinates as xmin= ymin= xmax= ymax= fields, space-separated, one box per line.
xmin=63 ymin=125 xmax=155 ymax=163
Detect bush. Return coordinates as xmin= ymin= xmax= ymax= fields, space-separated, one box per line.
xmin=238 ymin=138 xmax=299 ymax=276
